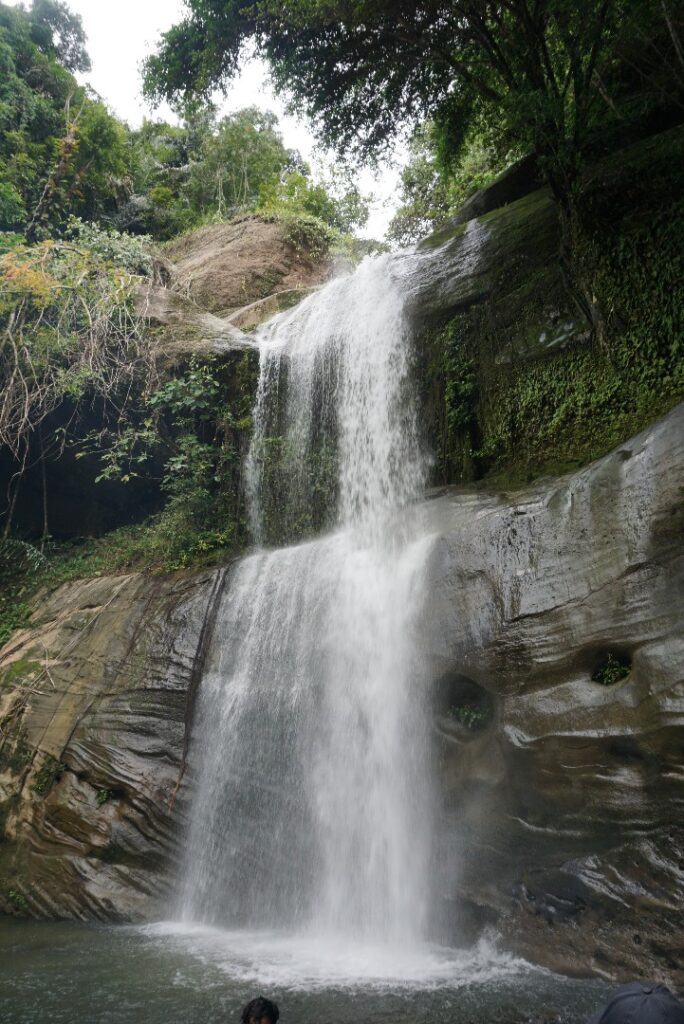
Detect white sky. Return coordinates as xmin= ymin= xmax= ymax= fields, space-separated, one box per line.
xmin=6 ymin=0 xmax=402 ymax=237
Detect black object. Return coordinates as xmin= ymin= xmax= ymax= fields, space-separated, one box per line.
xmin=240 ymin=996 xmax=280 ymax=1024
xmin=588 ymin=982 xmax=684 ymax=1024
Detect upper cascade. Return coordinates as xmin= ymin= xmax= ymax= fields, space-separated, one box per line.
xmin=246 ymin=253 xmax=428 ymax=546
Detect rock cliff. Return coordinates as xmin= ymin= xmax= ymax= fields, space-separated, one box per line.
xmin=0 ymin=569 xmax=225 ymax=919
xmin=1 ymin=404 xmax=682 ymax=986
xmin=165 ymin=214 xmax=330 ymax=316
xmin=421 ymin=402 xmax=684 ymax=986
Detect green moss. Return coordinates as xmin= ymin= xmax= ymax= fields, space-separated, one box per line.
xmin=447 ymin=703 xmax=485 ymax=730
xmin=0 ymin=724 xmax=33 ymax=774
xmin=0 ymin=659 xmax=41 ymax=689
xmin=417 ymin=219 xmax=467 ymax=251
xmin=0 ymin=596 xmax=32 ymax=651
xmin=592 ymin=653 xmax=631 ymax=686
xmin=254 ymin=433 xmax=338 ymax=546
xmin=421 ymin=128 xmax=684 ymax=485
xmin=422 ymin=315 xmax=478 ymax=483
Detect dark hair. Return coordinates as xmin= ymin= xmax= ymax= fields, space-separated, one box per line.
xmin=240 ymin=996 xmax=280 ymax=1024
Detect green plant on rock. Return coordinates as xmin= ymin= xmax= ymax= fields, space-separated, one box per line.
xmin=447 ymin=703 xmax=485 ymax=730
xmin=0 ymin=539 xmax=48 ymax=648
xmin=592 ymin=653 xmax=631 ymax=686
xmin=7 ymin=888 xmax=29 ymax=912
xmin=0 ymin=726 xmax=32 ymax=772
xmin=424 ymin=316 xmax=477 ymax=483
xmin=95 ymin=788 xmax=113 ymax=806
xmin=259 ymin=208 xmax=336 ymax=262
xmin=0 ymin=235 xmax=160 ymax=540
xmin=421 ymin=131 xmax=684 ymax=488
xmin=30 ymin=754 xmax=66 ymax=796
xmin=254 ymin=432 xmax=339 ymax=546
xmin=66 ymin=219 xmax=162 ymax=278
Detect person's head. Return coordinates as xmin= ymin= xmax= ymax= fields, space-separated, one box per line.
xmin=240 ymin=996 xmax=280 ymax=1024
xmin=588 ymin=982 xmax=684 ymax=1024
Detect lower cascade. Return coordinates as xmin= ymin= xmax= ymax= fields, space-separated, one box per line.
xmin=181 ymin=256 xmax=438 ymax=951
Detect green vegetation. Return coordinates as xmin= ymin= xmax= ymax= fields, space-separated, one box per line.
xmin=145 ymin=0 xmax=682 ymax=339
xmin=423 ymin=129 xmax=684 ymax=486
xmin=0 ymin=527 xmax=207 ymax=649
xmin=447 ymin=704 xmax=485 ymax=730
xmin=0 ymin=1 xmax=371 ymax=244
xmin=0 ymin=0 xmax=125 ymax=238
xmin=7 ymin=888 xmax=29 ymax=912
xmin=0 ymin=725 xmax=32 ymax=773
xmin=144 ymin=1 xmax=682 ymax=207
xmin=120 ymin=104 xmax=369 ymax=242
xmin=30 ymin=753 xmax=66 ymax=796
xmin=592 ymin=653 xmax=631 ymax=686
xmin=254 ymin=435 xmax=338 ymax=547
xmin=0 ymin=229 xmax=162 ymax=553
xmin=0 ymin=0 xmax=680 ymax=651
xmin=388 ymin=127 xmax=514 ymax=246
xmin=0 ymin=657 xmax=41 ymax=688
xmin=0 ymin=1 xmax=378 ymax=626
xmin=95 ymin=788 xmax=113 ymax=806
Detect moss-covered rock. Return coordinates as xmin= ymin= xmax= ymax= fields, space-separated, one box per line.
xmin=417 ymin=125 xmax=684 ymax=486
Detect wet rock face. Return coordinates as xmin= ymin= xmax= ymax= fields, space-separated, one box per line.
xmin=0 ymin=570 xmax=224 ymax=920
xmin=397 ymin=188 xmax=582 ymax=362
xmin=0 ymin=406 xmax=681 ymax=987
xmin=422 ymin=403 xmax=684 ymax=987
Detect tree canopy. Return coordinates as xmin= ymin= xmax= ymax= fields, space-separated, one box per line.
xmin=0 ymin=0 xmax=370 ymax=244
xmin=0 ymin=0 xmax=125 ymax=237
xmin=144 ymin=0 xmax=684 ymax=202
xmin=118 ymin=104 xmax=369 ymax=239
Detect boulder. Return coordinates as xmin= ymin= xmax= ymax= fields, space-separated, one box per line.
xmin=165 ymin=215 xmax=330 ymax=316
xmin=135 ymin=281 xmax=254 ymax=364
xmin=225 ymin=286 xmax=320 ymax=332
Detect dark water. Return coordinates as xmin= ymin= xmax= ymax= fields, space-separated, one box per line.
xmin=0 ymin=920 xmax=613 ymax=1024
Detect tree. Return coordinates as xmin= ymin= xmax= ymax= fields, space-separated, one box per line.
xmin=144 ymin=0 xmax=684 ymax=328
xmin=0 ymin=1 xmax=124 ymax=237
xmin=28 ymin=0 xmax=90 ymax=73
xmin=144 ymin=1 xmax=683 ymax=198
xmin=185 ymin=106 xmax=301 ymax=218
xmin=120 ymin=103 xmax=368 ymax=239
xmin=387 ymin=124 xmax=509 ymax=246
xmin=258 ymin=168 xmax=369 ymax=234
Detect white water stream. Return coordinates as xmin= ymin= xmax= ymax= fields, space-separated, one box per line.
xmin=176 ymin=255 xmax=513 ymax=983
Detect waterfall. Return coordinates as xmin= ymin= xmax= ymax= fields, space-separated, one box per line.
xmin=181 ymin=255 xmax=435 ymax=948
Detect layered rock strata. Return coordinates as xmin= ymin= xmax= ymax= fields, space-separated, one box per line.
xmin=0 ymin=405 xmax=682 ymax=986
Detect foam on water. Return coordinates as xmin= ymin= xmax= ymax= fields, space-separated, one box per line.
xmin=143 ymin=923 xmax=532 ymax=992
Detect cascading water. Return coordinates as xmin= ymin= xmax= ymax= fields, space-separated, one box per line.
xmin=180 ymin=254 xmax=437 ymax=953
